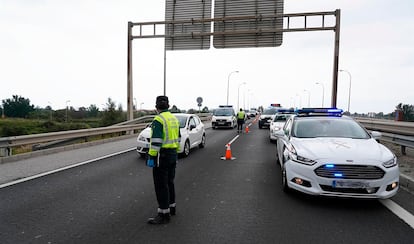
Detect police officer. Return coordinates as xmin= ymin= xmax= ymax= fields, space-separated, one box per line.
xmin=147 ymin=95 xmax=180 ymax=225
xmin=236 ymin=108 xmax=246 ymax=133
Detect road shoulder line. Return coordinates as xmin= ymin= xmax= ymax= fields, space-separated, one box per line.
xmin=380 ymin=199 xmax=414 ymax=229
xmin=0 ymin=148 xmax=135 ymax=189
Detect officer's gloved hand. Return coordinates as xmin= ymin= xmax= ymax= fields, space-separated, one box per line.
xmin=146 ymin=155 xmax=158 ymax=168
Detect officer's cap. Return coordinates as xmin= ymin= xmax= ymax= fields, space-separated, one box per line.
xmin=156 ymin=96 xmax=169 ymax=110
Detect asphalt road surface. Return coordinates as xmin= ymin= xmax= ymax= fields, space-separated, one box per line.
xmin=1 ymin=125 xmax=413 ymax=244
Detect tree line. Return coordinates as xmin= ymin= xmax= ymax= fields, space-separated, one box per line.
xmin=0 ymin=95 xmax=211 ymax=125
xmin=1 ymin=95 xmax=413 ymax=123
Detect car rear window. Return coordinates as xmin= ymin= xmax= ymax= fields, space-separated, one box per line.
xmin=175 ymin=115 xmax=187 ymax=128
xmin=273 ymin=114 xmax=289 ymax=122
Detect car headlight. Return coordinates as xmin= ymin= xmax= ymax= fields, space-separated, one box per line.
xmin=287 ymin=146 xmax=317 ymax=166
xmin=383 ymin=156 xmax=397 ymax=168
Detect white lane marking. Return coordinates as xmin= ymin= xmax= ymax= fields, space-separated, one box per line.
xmin=0 ymin=148 xmax=136 ymax=189
xmin=226 ymin=134 xmax=240 ymax=146
xmin=380 ymin=199 xmax=414 ymax=229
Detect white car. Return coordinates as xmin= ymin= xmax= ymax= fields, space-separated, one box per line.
xmin=136 ymin=113 xmax=206 ymax=158
xmin=258 ymin=106 xmax=279 ymax=129
xmin=211 ymin=105 xmax=237 ymax=129
xmin=274 ymin=108 xmax=399 ymax=199
xmin=269 ymin=110 xmax=294 ymax=142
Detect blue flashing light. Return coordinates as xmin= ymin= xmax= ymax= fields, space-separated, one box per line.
xmin=325 ymin=164 xmax=335 ymax=168
xmin=295 ymin=108 xmax=343 ymax=116
xmin=334 ymin=173 xmax=343 ymax=177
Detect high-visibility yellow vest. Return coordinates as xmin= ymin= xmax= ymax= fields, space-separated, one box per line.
xmin=149 ymin=111 xmax=180 ymax=156
xmin=237 ymin=111 xmax=245 ymax=119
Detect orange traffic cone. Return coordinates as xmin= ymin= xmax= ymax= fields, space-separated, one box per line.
xmin=225 ymin=144 xmax=232 ymax=160
xmin=245 ymin=126 xmax=249 ymax=134
xmin=221 ymin=144 xmax=235 ymax=160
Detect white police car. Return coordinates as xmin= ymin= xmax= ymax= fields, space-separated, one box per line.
xmin=136 ymin=113 xmax=206 ymax=158
xmin=269 ymin=108 xmax=295 ymax=142
xmin=274 ymin=108 xmax=399 ymax=199
xmin=211 ymin=105 xmax=237 ymax=129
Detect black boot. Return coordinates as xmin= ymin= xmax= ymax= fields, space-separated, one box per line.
xmin=147 ymin=213 xmax=170 ymax=225
xmin=170 ymin=206 xmax=176 ymax=216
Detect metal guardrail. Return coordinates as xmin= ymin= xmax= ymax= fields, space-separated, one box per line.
xmin=356 ymin=118 xmax=414 ymax=136
xmin=356 ymin=118 xmax=414 ymax=155
xmin=0 ymin=113 xmax=212 ymax=157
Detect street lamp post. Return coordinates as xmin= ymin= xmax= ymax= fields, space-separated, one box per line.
xmin=303 ymin=89 xmax=311 ymax=107
xmin=315 ymin=82 xmax=325 ymax=107
xmin=237 ymin=82 xmax=246 ymax=110
xmin=65 ymin=100 xmax=71 ymax=123
xmin=48 ymin=101 xmax=53 ymax=121
xmin=226 ymin=70 xmax=239 ymax=105
xmin=340 ymin=69 xmax=352 ymax=113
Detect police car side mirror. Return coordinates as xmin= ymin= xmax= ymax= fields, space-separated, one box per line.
xmin=371 ymin=131 xmax=382 ymax=140
xmin=189 ymin=124 xmax=196 ymax=130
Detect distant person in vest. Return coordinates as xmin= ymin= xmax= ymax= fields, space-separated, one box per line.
xmin=146 ymin=95 xmax=180 ymax=224
xmin=237 ymin=108 xmax=246 ymax=133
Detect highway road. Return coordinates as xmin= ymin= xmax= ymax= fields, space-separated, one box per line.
xmin=1 ymin=123 xmax=413 ymax=244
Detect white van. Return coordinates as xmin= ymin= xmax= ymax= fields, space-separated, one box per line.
xmin=211 ymin=105 xmax=237 ymax=129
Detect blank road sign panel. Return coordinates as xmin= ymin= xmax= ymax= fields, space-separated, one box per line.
xmin=213 ymin=0 xmax=284 ymax=48
xmin=165 ymin=0 xmax=212 ymax=50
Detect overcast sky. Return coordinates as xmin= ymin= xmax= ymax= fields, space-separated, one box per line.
xmin=1 ymin=0 xmax=413 ymax=114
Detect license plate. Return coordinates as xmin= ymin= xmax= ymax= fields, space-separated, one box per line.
xmin=332 ymin=180 xmax=370 ymax=188
xmin=218 ymin=122 xmax=225 ymax=125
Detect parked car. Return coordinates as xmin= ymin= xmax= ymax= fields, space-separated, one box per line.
xmin=258 ymin=106 xmax=279 ymax=129
xmin=211 ymin=105 xmax=237 ymax=129
xmin=269 ymin=109 xmax=294 ymax=142
xmin=274 ymin=108 xmax=399 ymax=199
xmin=136 ymin=113 xmax=206 ymax=158
xmin=246 ymin=110 xmax=257 ymax=119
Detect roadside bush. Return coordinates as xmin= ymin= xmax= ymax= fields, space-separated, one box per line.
xmin=0 ymin=119 xmax=91 ymax=137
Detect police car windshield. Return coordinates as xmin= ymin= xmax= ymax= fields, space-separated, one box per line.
xmin=263 ymin=108 xmax=278 ymax=115
xmin=292 ymin=117 xmax=370 ymax=139
xmin=174 ymin=115 xmax=188 ymax=128
xmin=213 ymin=109 xmax=233 ymax=116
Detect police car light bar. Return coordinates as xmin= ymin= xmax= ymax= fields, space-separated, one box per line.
xmin=295 ymin=108 xmax=343 ymax=116
xmin=270 ymin=103 xmax=281 ymax=107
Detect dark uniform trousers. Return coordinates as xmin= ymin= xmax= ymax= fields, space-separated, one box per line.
xmin=237 ymin=119 xmax=245 ymax=131
xmin=153 ymin=148 xmax=177 ymax=211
